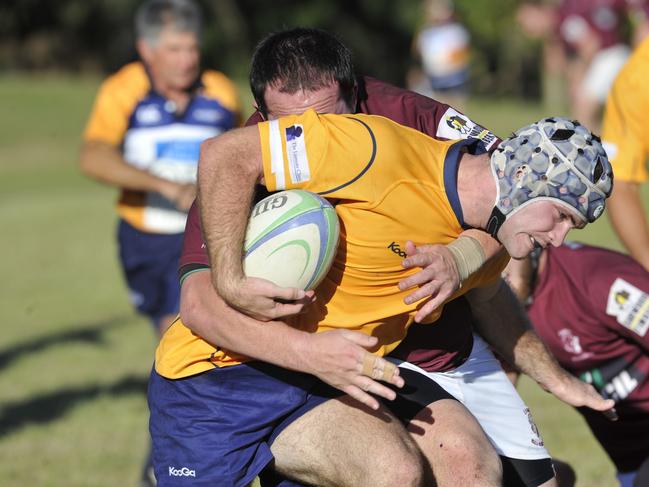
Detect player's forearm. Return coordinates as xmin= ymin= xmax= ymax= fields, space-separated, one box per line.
xmin=180 ymin=271 xmax=312 ymax=372
xmin=468 ymin=279 xmax=567 ymax=389
xmin=607 ymin=181 xmax=649 ymax=271
xmin=196 ymin=127 xmax=262 ymax=298
xmin=79 ymin=140 xmax=177 ymax=195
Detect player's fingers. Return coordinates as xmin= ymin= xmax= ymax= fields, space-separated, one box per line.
xmin=342 ymin=330 xmax=379 ymax=348
xmin=414 ymin=294 xmax=447 ymax=322
xmin=343 ymin=384 xmax=381 ymax=411
xmin=352 ymin=376 xmax=398 ymax=403
xmin=403 ymin=282 xmax=439 ymax=305
xmin=270 ymin=285 xmax=308 ymax=301
xmin=398 ymin=269 xmax=435 ymax=290
xmin=401 ymin=252 xmax=437 ymax=270
xmin=270 ymin=301 xmax=309 ymax=318
xmin=360 ymin=354 xmax=403 ymax=387
xmin=602 ymin=407 xmax=618 ymax=422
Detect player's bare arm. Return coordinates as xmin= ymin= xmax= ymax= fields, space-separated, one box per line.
xmin=180 ymin=270 xmax=403 ymax=410
xmin=466 ymin=278 xmax=617 ymax=419
xmin=197 ymin=127 xmax=311 ymax=320
xmin=607 ymin=180 xmax=649 ymax=272
xmin=80 ymin=140 xmax=196 ymax=211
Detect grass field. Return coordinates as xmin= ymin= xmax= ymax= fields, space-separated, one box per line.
xmin=0 ymin=74 xmax=640 ymax=486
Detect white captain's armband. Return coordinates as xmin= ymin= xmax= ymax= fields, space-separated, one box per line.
xmin=606 ymin=278 xmax=649 ymax=336
xmin=268 ymin=121 xmax=311 ymax=189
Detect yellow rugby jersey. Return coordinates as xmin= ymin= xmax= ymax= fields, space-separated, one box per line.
xmin=602 ymin=36 xmax=649 ymax=183
xmin=155 ymin=110 xmax=508 ymax=379
xmin=83 ymin=61 xmax=240 ymax=233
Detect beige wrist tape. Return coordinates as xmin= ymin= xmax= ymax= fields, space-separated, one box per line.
xmin=447 ymin=236 xmax=486 ymax=282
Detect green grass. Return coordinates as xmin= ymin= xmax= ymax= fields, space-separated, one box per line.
xmin=0 ymin=75 xmax=640 ymax=486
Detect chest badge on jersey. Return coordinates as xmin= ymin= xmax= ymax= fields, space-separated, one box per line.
xmin=606 ymin=278 xmax=649 ymax=336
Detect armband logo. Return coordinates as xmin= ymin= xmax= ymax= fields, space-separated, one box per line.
xmin=285 ymin=124 xmax=310 ymax=184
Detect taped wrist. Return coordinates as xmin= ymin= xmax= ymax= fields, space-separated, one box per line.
xmin=447 ymin=236 xmax=486 ymax=283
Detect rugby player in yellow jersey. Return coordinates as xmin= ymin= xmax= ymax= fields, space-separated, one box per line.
xmin=603 ymin=35 xmax=649 ymax=272
xmin=148 ymin=110 xmax=614 ymax=486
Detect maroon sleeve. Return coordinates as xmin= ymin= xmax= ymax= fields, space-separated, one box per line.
xmin=179 ymin=200 xmax=210 ymax=278
xmin=244 ymin=111 xmax=264 ymax=127
xmin=357 ymin=76 xmax=500 ymax=150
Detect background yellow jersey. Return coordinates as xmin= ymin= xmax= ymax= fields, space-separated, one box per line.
xmin=156 ymin=111 xmax=507 ymax=378
xmin=83 ymin=62 xmax=240 ymax=233
xmin=602 ymin=37 xmax=649 ymax=183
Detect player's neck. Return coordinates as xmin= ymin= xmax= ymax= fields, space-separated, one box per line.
xmin=456 ymin=152 xmax=496 ymax=230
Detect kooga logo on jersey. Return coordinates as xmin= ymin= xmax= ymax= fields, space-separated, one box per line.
xmin=169 ymin=466 xmax=196 ymax=477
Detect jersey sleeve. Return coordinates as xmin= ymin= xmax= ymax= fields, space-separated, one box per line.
xmin=359 ymin=76 xmax=500 ymax=150
xmin=602 ymin=40 xmax=649 ymax=183
xmin=178 ymin=200 xmax=210 ymax=283
xmin=83 ymin=63 xmax=149 ymax=146
xmin=257 ymin=110 xmax=374 ymax=194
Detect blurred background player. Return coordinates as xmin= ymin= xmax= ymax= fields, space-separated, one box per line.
xmin=79 ymin=0 xmax=239 ymax=484
xmin=80 ymin=0 xmax=240 ymax=335
xmin=504 ymin=242 xmax=649 ymax=487
xmin=602 ymin=35 xmax=649 ymax=272
xmin=408 ymin=0 xmax=471 ymax=109
xmin=517 ymin=0 xmax=649 ymax=131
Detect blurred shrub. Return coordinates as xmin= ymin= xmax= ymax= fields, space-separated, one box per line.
xmin=0 ymin=0 xmax=541 ymax=98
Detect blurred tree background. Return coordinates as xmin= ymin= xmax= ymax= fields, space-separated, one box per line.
xmin=0 ymin=0 xmax=542 ymax=99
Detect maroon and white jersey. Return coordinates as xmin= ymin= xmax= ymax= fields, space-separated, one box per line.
xmin=557 ymin=0 xmax=649 ymax=53
xmin=179 ymin=76 xmax=498 ymax=373
xmin=529 ymin=241 xmax=649 ymax=472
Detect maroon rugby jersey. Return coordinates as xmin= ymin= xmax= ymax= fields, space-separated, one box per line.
xmin=556 ymin=0 xmax=649 ymax=53
xmin=180 ymin=76 xmax=498 ymax=373
xmin=529 ymin=242 xmax=649 ymax=472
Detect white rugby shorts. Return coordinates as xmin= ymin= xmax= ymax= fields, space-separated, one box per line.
xmin=393 ymin=334 xmax=550 ymax=460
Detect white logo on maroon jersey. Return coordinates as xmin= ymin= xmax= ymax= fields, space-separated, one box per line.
xmin=558 ymin=328 xmax=583 ymax=354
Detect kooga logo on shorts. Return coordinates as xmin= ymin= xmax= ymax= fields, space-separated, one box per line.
xmin=169 ymin=466 xmax=196 ymax=477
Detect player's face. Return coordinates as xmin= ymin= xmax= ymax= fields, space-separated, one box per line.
xmin=497 ymin=201 xmax=585 ymax=259
xmin=263 ymin=83 xmax=353 ymax=119
xmin=139 ymin=28 xmax=200 ymax=92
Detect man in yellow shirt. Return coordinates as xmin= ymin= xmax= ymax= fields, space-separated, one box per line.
xmin=149 ymin=113 xmax=614 ymax=486
xmin=602 ymin=36 xmax=649 ymax=272
xmin=80 ymin=0 xmax=240 ymax=334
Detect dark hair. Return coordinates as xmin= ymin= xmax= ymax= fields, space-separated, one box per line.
xmin=250 ymin=28 xmax=356 ymax=116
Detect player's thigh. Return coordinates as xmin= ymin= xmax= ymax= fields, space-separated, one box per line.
xmin=271 ymin=394 xmax=424 ymax=487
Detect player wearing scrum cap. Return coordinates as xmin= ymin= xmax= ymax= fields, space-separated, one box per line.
xmin=148 ymin=115 xmax=614 ymax=487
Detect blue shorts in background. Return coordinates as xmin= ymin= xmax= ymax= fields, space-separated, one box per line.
xmin=148 ymin=362 xmax=341 ymax=487
xmin=117 ymin=219 xmax=184 ymax=327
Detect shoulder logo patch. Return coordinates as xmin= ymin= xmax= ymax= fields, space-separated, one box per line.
xmin=436 ymin=108 xmax=497 ymax=149
xmin=606 ymin=278 xmax=649 ymax=336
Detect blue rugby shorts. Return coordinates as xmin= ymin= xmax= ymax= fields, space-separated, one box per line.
xmin=117 ymin=219 xmax=184 ymax=327
xmin=148 ymin=361 xmax=342 ymax=486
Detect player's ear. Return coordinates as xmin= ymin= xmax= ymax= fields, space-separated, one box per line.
xmin=136 ymin=39 xmax=153 ymax=64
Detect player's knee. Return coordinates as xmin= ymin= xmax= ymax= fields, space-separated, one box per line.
xmin=441 ymin=436 xmax=502 ymax=486
xmin=361 ymin=438 xmax=424 ymax=487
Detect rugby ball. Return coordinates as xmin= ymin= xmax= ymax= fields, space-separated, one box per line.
xmin=243 ymin=190 xmax=339 ymax=290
